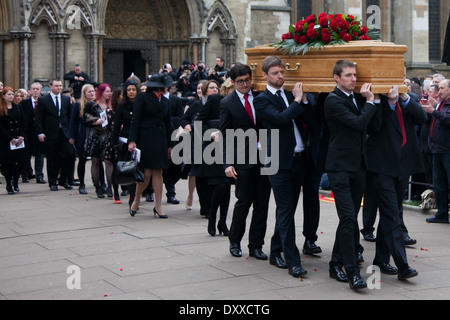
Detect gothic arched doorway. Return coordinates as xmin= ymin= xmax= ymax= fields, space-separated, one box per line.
xmin=103 ymin=0 xmax=193 ymax=87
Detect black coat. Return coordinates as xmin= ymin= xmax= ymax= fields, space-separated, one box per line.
xmin=129 ymin=92 xmax=171 ymax=169
xmin=0 ymin=105 xmax=29 ymax=164
xmin=366 ymin=94 xmax=427 ymax=179
xmin=254 ymin=88 xmax=314 ymax=171
xmin=35 ymin=94 xmax=72 ymax=141
xmin=324 ymin=87 xmax=377 ymax=173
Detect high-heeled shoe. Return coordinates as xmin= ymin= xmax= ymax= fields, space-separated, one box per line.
xmin=218 ymin=224 xmax=229 ymax=236
xmin=153 ymin=208 xmax=168 ymax=219
xmin=129 ymin=208 xmax=137 ymax=217
xmin=208 ymin=219 xmax=216 ymax=237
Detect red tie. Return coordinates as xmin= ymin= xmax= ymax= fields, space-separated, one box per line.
xmin=244 ymin=94 xmax=255 ymax=125
xmin=34 ymin=100 xmax=38 ymax=111
xmin=430 ymin=100 xmax=446 ymax=141
xmin=395 ymin=102 xmax=407 ymax=147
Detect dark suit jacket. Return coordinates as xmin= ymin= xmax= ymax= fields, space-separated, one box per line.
xmin=220 ymin=90 xmax=262 ymax=170
xmin=35 ymin=94 xmax=72 ymax=140
xmin=366 ymin=94 xmax=427 ymax=180
xmin=324 ymin=87 xmax=378 ymax=173
xmin=254 ymin=88 xmax=314 ymax=171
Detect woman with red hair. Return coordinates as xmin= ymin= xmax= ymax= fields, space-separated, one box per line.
xmin=0 ymin=87 xmax=29 ymax=194
xmin=83 ymin=83 xmax=112 ymax=198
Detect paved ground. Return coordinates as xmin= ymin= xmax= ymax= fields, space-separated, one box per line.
xmin=0 ymin=166 xmax=449 ymax=301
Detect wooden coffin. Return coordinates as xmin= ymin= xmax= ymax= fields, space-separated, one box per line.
xmin=245 ymin=40 xmax=408 ymax=94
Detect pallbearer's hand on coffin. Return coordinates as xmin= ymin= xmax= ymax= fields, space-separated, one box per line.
xmin=387 ymin=85 xmax=400 ymax=105
xmin=360 ymin=83 xmax=374 ymax=103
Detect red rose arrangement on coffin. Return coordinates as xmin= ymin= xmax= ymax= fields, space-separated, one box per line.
xmin=246 ymin=13 xmax=408 ymax=94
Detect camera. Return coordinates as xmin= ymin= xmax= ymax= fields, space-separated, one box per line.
xmin=217 ymin=70 xmax=229 ymax=77
xmin=197 ymin=65 xmax=204 ymax=72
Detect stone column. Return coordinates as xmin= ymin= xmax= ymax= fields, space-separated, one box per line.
xmin=49 ymin=33 xmax=70 ymax=81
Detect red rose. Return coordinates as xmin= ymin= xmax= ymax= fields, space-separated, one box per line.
xmin=282 ymin=32 xmax=293 ymax=41
xmin=330 ymin=20 xmax=339 ymax=31
xmin=339 ymin=31 xmax=347 ymax=39
xmin=306 ymin=28 xmax=318 ymax=39
xmin=321 ymin=29 xmax=332 ymax=43
xmin=305 ymin=14 xmax=316 ymax=24
xmin=339 ymin=20 xmax=349 ymax=31
xmin=295 ymin=20 xmax=304 ymax=33
xmin=335 ymin=14 xmax=344 ymax=22
xmin=293 ymin=34 xmax=301 ymax=43
xmin=343 ymin=34 xmax=352 ymax=42
xmin=347 ymin=15 xmax=355 ymax=22
xmin=360 ymin=34 xmax=371 ymax=40
xmin=360 ymin=26 xmax=368 ymax=34
xmin=318 ymin=12 xmax=327 ymax=19
xmin=319 ymin=17 xmax=329 ymax=28
xmin=299 ymin=35 xmax=309 ymax=44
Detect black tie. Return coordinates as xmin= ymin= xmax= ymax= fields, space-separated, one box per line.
xmin=348 ymin=94 xmax=358 ymax=110
xmin=55 ymin=96 xmax=60 ymax=115
xmin=276 ymin=90 xmax=286 ymax=107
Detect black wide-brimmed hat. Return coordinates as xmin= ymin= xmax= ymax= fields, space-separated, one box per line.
xmin=146 ymin=73 xmax=173 ymax=88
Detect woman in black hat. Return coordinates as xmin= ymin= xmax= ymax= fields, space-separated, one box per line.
xmin=128 ymin=73 xmax=173 ymax=218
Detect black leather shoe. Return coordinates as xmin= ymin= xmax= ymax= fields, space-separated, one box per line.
xmin=363 ymin=233 xmax=376 ymax=242
xmin=356 ymin=252 xmax=364 ymax=264
xmin=303 ymin=240 xmax=322 ymax=255
xmin=167 ymin=196 xmax=180 ymax=204
xmin=36 ymin=178 xmax=46 ymax=184
xmin=146 ymin=193 xmax=154 ymax=202
xmin=78 ymin=185 xmax=88 ymax=195
xmin=61 ymin=183 xmax=73 ymax=190
xmin=349 ymin=274 xmax=367 ymax=290
xmin=404 ymin=236 xmax=417 ymax=246
xmin=426 ymin=215 xmax=449 ymax=224
xmin=289 ymin=265 xmax=307 ymax=278
xmin=375 ymin=263 xmax=398 ymax=275
xmin=249 ymin=249 xmax=268 ymax=260
xmin=50 ymin=185 xmax=58 ymax=191
xmin=229 ymin=243 xmax=242 ymax=257
xmin=329 ymin=265 xmax=349 ymax=282
xmin=269 ymin=255 xmax=288 ymax=269
xmin=398 ymin=267 xmax=418 ymax=280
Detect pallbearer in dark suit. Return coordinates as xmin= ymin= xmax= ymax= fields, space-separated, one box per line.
xmin=365 ymin=85 xmax=422 ymax=280
xmin=324 ymin=60 xmax=378 ymax=290
xmin=220 ymin=63 xmax=272 ymax=259
xmin=35 ymin=79 xmax=74 ymax=191
xmin=254 ymin=56 xmax=314 ymax=278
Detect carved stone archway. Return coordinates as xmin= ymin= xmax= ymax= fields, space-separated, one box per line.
xmin=102 ymin=0 xmax=196 ymax=84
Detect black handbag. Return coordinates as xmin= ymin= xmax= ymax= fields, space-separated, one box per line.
xmin=115 ymin=152 xmax=145 ymax=185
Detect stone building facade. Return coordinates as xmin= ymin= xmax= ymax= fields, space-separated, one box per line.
xmin=0 ymin=0 xmax=449 ymax=89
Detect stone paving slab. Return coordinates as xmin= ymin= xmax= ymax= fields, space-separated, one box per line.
xmin=0 ymin=167 xmax=449 ymax=301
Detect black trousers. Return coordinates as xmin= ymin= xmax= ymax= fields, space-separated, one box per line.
xmin=366 ymin=172 xmax=409 ymax=271
xmin=269 ymin=156 xmax=306 ymax=268
xmin=328 ymin=165 xmax=365 ymax=277
xmin=302 ymin=165 xmax=321 ymax=242
xmin=229 ymin=165 xmax=271 ymax=250
xmin=46 ymin=130 xmax=74 ymax=187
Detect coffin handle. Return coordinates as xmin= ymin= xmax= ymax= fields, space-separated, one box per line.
xmin=250 ymin=63 xmax=258 ymax=71
xmin=286 ymin=63 xmax=300 ymax=71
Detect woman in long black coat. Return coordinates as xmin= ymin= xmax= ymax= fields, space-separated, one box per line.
xmin=0 ymin=87 xmax=29 ymax=194
xmin=128 ymin=74 xmax=173 ymax=218
xmin=196 ymin=86 xmax=231 ymax=236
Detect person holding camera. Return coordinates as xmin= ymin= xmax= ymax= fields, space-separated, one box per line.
xmin=64 ymin=64 xmax=91 ymax=100
xmin=209 ymin=57 xmax=228 ymax=85
xmin=189 ymin=61 xmax=208 ymax=92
